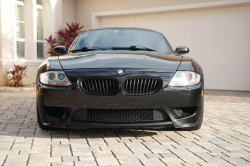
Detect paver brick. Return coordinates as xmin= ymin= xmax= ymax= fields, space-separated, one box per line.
xmin=115 ymin=154 xmax=147 ymax=159
xmin=140 ymin=158 xmax=165 ymax=166
xmin=3 ymin=162 xmax=27 ymax=166
xmin=28 ymin=157 xmax=61 ymax=163
xmin=95 ymin=157 xmax=119 ymax=165
xmin=62 ymin=156 xmax=78 ymax=162
xmin=79 ymin=156 xmax=95 ymax=161
xmin=52 ymin=150 xmax=72 ymax=157
xmin=28 ymin=163 xmax=50 ymax=166
xmin=75 ymin=161 xmax=97 ymax=166
xmin=51 ymin=162 xmax=74 ymax=166
xmin=6 ymin=154 xmax=29 ymax=163
xmin=119 ymin=158 xmax=141 ymax=165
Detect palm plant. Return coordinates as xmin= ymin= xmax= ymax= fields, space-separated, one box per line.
xmin=45 ymin=35 xmax=57 ymax=56
xmin=7 ymin=63 xmax=27 ymax=87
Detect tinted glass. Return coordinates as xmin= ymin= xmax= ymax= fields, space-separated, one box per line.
xmin=37 ymin=8 xmax=44 ymax=40
xmin=17 ymin=41 xmax=25 ymax=58
xmin=72 ymin=28 xmax=172 ymax=53
xmin=37 ymin=42 xmax=44 ymax=58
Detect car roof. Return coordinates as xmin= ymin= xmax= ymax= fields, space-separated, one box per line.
xmin=80 ymin=27 xmax=163 ymax=35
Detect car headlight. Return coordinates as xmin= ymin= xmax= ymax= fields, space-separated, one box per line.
xmin=39 ymin=71 xmax=71 ymax=86
xmin=168 ymin=71 xmax=201 ymax=86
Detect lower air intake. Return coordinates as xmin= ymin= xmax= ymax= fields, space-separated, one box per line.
xmin=71 ymin=109 xmax=169 ymax=123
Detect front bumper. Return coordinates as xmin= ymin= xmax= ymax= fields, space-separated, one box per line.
xmin=37 ymin=79 xmax=204 ymax=129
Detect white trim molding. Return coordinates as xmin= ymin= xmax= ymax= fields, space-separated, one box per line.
xmin=92 ymin=0 xmax=250 ymax=29
xmin=0 ymin=59 xmax=44 ymax=66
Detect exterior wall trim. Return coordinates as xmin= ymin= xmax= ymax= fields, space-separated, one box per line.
xmin=0 ymin=59 xmax=44 ymax=66
xmin=92 ymin=0 xmax=250 ymax=29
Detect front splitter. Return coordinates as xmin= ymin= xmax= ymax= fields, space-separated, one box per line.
xmin=65 ymin=121 xmax=174 ymax=129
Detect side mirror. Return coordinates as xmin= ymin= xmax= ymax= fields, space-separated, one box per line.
xmin=175 ymin=46 xmax=189 ymax=55
xmin=54 ymin=46 xmax=67 ymax=55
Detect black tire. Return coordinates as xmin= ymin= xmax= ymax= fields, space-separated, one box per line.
xmin=37 ymin=104 xmax=54 ymax=130
xmin=182 ymin=107 xmax=203 ymax=131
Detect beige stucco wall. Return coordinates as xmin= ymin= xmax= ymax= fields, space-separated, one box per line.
xmin=51 ymin=0 xmax=75 ymax=45
xmin=75 ymin=0 xmax=225 ymax=30
xmin=62 ymin=0 xmax=75 ymax=26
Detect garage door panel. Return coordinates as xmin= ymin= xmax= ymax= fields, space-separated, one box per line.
xmin=213 ymin=8 xmax=235 ymax=34
xmin=235 ymin=7 xmax=250 ymax=33
xmin=189 ymin=10 xmax=211 ymax=34
xmin=234 ymin=35 xmax=250 ymax=62
xmin=211 ymin=36 xmax=233 ymax=62
xmin=150 ymin=17 xmax=168 ymax=35
xmin=187 ymin=37 xmax=208 ymax=63
xmin=235 ymin=12 xmax=250 ymax=33
xmin=101 ymin=16 xmax=119 ymax=28
xmin=205 ymin=64 xmax=233 ymax=90
xmin=169 ymin=14 xmax=190 ymax=35
xmin=232 ymin=65 xmax=250 ymax=90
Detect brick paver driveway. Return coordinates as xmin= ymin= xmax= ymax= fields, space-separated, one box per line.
xmin=0 ymin=90 xmax=250 ymax=166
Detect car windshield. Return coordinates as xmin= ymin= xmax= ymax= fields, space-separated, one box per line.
xmin=70 ymin=28 xmax=173 ymax=54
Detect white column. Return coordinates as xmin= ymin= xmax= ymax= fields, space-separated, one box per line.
xmin=0 ymin=0 xmax=14 ymax=60
xmin=25 ymin=0 xmax=36 ymax=60
xmin=42 ymin=0 xmax=55 ymax=59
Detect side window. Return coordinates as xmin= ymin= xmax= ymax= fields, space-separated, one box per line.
xmin=15 ymin=0 xmax=25 ymax=58
xmin=36 ymin=0 xmax=44 ymax=58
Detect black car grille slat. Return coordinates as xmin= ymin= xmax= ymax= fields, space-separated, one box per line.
xmin=151 ymin=79 xmax=156 ymax=92
xmin=71 ymin=109 xmax=169 ymax=123
xmin=147 ymin=79 xmax=151 ymax=93
xmin=98 ymin=79 xmax=102 ymax=93
xmin=143 ymin=79 xmax=147 ymax=93
xmin=140 ymin=79 xmax=143 ymax=94
xmin=112 ymin=79 xmax=116 ymax=93
xmin=136 ymin=79 xmax=139 ymax=95
xmin=90 ymin=80 xmax=95 ymax=93
xmin=123 ymin=77 xmax=162 ymax=96
xmin=78 ymin=78 xmax=119 ymax=96
xmin=105 ymin=79 xmax=109 ymax=93
xmin=102 ymin=79 xmax=105 ymax=94
xmin=134 ymin=80 xmax=136 ymax=94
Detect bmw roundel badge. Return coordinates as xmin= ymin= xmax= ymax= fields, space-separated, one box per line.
xmin=117 ymin=69 xmax=124 ymax=75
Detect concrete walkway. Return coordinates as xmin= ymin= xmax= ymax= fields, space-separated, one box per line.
xmin=0 ymin=90 xmax=249 ymax=166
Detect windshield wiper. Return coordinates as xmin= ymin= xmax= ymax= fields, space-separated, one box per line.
xmin=70 ymin=47 xmax=107 ymax=53
xmin=113 ymin=46 xmax=156 ymax=51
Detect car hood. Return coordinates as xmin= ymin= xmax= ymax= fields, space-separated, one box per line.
xmin=59 ymin=51 xmax=182 ymax=71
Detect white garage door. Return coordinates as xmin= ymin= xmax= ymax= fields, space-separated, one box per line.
xmin=100 ymin=5 xmax=250 ymax=91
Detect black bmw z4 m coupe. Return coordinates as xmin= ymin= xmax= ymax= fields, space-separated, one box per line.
xmin=36 ymin=28 xmax=204 ymax=131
